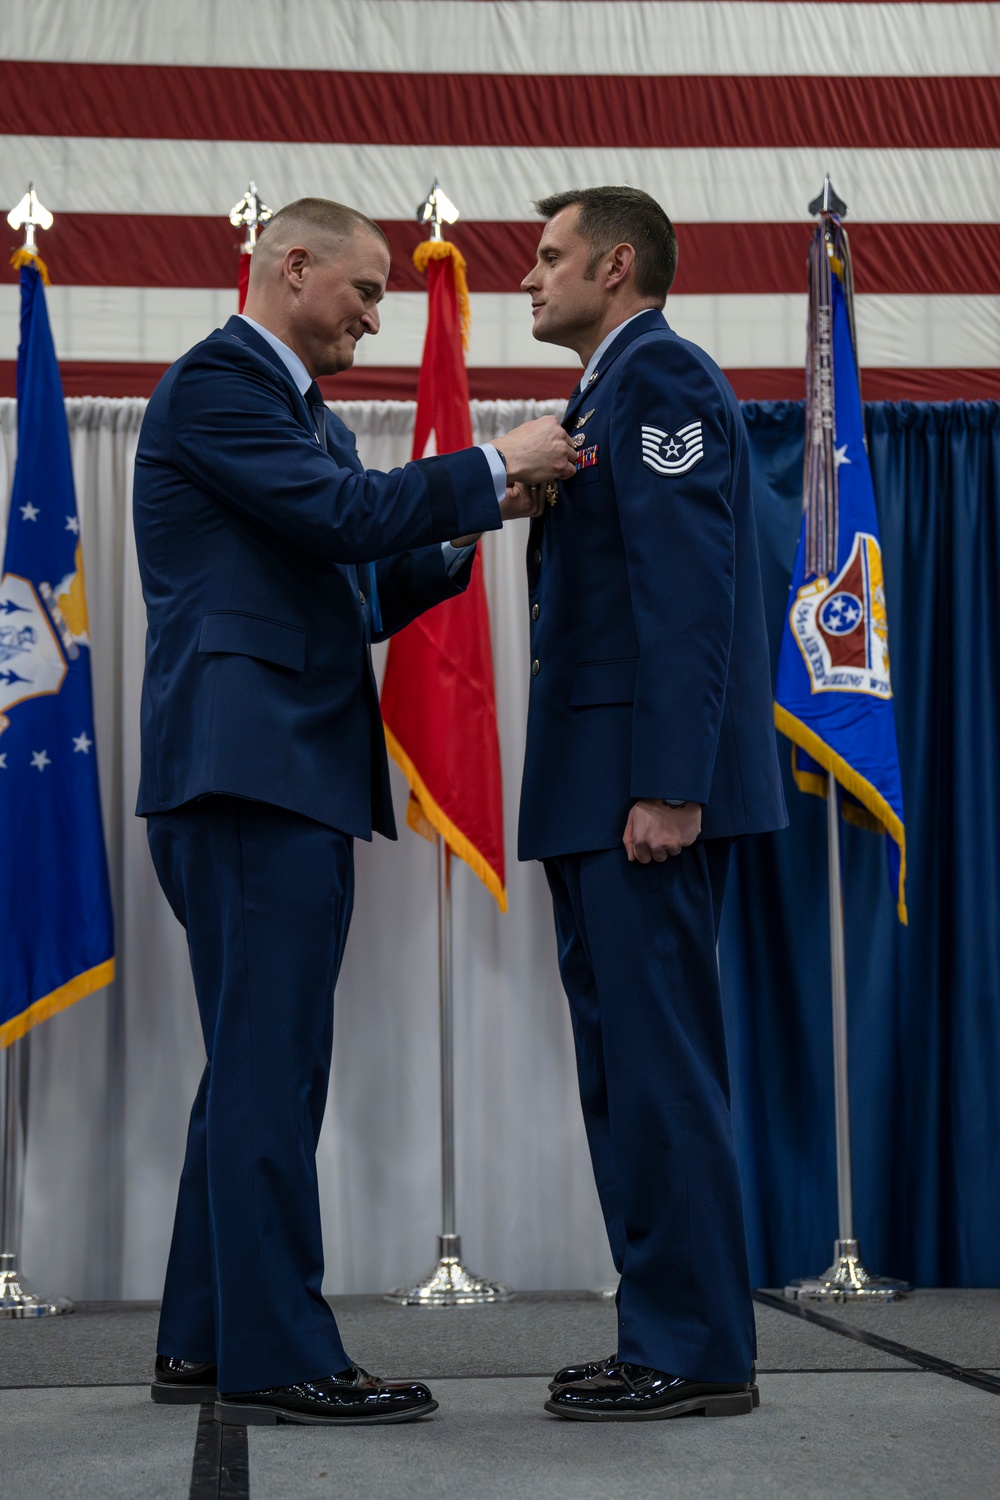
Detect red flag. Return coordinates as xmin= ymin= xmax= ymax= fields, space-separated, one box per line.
xmin=380 ymin=241 xmax=507 ymax=909
xmin=237 ymin=249 xmax=250 ymax=312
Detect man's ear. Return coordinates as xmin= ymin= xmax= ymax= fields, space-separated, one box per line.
xmin=283 ymin=246 xmax=310 ymax=290
xmin=605 ymin=242 xmax=636 ymax=291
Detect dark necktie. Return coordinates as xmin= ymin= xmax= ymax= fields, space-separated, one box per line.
xmin=306 ymin=380 xmax=327 ymax=451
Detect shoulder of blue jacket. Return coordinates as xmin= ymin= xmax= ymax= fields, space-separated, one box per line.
xmin=615 ymin=326 xmax=739 ymax=418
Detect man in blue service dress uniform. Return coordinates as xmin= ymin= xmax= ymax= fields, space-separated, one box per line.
xmin=133 ymin=198 xmax=576 ymax=1427
xmin=516 ymin=188 xmax=787 ymax=1422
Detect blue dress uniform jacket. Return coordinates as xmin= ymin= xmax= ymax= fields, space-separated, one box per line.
xmin=135 ymin=315 xmax=501 ymax=840
xmin=519 ymin=309 xmax=786 ymax=1384
xmin=518 ymin=307 xmax=786 ymax=859
xmin=133 ymin=317 xmax=502 ymax=1393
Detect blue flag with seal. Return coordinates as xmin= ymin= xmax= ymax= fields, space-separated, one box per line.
xmin=0 ymin=248 xmax=114 ymax=1047
xmin=774 ymin=214 xmax=907 ymax=923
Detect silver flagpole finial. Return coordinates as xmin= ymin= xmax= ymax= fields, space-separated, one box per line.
xmin=416 ymin=179 xmax=460 ymax=242
xmin=7 ymin=184 xmax=54 ymax=256
xmin=229 ymin=181 xmax=273 ymax=254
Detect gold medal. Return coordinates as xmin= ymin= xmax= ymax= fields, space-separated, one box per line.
xmin=545 ymin=480 xmax=558 ymax=506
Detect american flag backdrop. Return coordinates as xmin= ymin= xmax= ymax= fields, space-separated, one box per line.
xmin=1 ymin=0 xmax=997 ymax=402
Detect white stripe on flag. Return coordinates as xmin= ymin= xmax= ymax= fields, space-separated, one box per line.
xmin=1 ymin=288 xmax=997 ymax=370
xmin=6 ymin=1 xmax=998 ymax=77
xmin=1 ymin=137 xmax=997 ymax=226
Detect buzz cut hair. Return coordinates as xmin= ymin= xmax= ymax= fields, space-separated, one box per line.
xmin=262 ymin=197 xmax=389 ymax=254
xmin=533 ymin=186 xmax=678 ymax=304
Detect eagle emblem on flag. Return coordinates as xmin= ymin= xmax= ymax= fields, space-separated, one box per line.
xmin=0 ymin=576 xmax=67 ymax=723
xmin=641 ymin=420 xmax=704 ymax=475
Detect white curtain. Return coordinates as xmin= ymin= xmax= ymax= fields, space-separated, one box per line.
xmin=0 ymin=397 xmax=617 ymax=1300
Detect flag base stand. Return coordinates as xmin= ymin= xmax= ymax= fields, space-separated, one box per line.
xmin=0 ymin=1252 xmax=72 ymax=1318
xmin=784 ymin=1239 xmax=909 ymax=1303
xmin=384 ymin=1235 xmax=514 ymax=1307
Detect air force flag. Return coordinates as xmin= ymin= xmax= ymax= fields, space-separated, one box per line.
xmin=774 ymin=218 xmax=907 ymax=922
xmin=0 ymin=254 xmax=114 ymax=1046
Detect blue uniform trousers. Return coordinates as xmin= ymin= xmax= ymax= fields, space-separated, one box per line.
xmin=147 ymin=795 xmax=354 ymax=1392
xmin=544 ymin=840 xmax=756 ymax=1383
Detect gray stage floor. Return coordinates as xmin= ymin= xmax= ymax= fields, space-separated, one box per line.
xmin=2 ymin=1290 xmax=998 ymax=1498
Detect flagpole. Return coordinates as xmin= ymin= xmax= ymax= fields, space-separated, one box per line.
xmin=785 ymin=181 xmax=911 ymax=1302
xmin=1 ymin=188 xmax=71 ymax=1319
xmin=385 ymin=837 xmax=512 ymax=1305
xmin=0 ymin=1037 xmax=66 ymax=1316
xmin=385 ymin=181 xmax=511 ymax=1306
xmin=785 ymin=772 xmax=907 ymax=1300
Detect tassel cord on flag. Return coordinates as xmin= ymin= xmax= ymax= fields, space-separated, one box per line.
xmin=783 ymin=772 xmax=909 ymax=1305
xmin=0 ymin=1037 xmax=69 ymax=1316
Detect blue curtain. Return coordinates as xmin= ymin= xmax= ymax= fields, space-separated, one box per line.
xmin=723 ymin=401 xmax=1000 ymax=1288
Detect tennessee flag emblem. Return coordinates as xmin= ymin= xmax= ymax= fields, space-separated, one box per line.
xmin=789 ymin=532 xmax=891 ymax=699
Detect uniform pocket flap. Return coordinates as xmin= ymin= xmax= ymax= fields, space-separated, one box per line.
xmin=569 ymin=658 xmax=638 ymax=706
xmin=198 ymin=611 xmax=306 ymax=672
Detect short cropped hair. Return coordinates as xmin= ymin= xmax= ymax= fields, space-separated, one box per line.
xmin=533 ymin=187 xmax=677 ymax=304
xmin=262 ymin=197 xmax=389 ymax=253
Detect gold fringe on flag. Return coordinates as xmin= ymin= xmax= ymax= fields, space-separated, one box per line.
xmin=412 ymin=240 xmax=471 ymax=353
xmin=10 ymin=247 xmax=51 ymax=285
xmin=383 ymin=723 xmax=508 ymax=911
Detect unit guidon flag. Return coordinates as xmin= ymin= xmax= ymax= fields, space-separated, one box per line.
xmin=0 ymin=250 xmax=114 ymax=1046
xmin=774 ymin=217 xmax=907 ymax=922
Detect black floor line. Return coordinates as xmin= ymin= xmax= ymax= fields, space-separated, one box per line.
xmin=753 ymin=1290 xmax=1000 ymax=1397
xmin=189 ymin=1402 xmax=250 ymax=1500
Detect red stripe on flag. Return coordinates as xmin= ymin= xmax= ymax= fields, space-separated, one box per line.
xmin=3 ymin=363 xmax=997 ymax=403
xmin=12 ymin=216 xmax=999 ymax=298
xmin=0 ymin=62 xmax=997 ymax=149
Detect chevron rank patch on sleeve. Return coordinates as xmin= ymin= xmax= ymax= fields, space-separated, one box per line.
xmin=641 ymin=421 xmax=705 ymax=475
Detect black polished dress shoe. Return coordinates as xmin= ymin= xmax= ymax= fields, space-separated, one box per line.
xmin=150 ymin=1354 xmax=218 ymax=1405
xmin=544 ymin=1361 xmax=754 ymax=1421
xmin=549 ymin=1355 xmax=760 ymax=1408
xmin=215 ymin=1364 xmax=438 ymax=1426
xmin=549 ymin=1352 xmax=616 ymax=1391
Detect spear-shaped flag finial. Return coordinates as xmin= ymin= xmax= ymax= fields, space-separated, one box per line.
xmin=229 ymin=181 xmax=273 ymax=254
xmin=417 ymin=179 xmax=460 ymax=242
xmin=8 ymin=184 xmax=54 ymax=258
xmin=808 ymin=177 xmax=848 ymax=218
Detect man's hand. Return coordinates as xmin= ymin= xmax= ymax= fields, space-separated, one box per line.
xmin=500 ymin=482 xmax=547 ymax=522
xmin=493 ymin=416 xmax=577 ymax=485
xmin=623 ymin=799 xmax=702 ymax=863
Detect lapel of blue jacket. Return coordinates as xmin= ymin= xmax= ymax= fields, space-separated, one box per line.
xmin=561 ymin=308 xmax=668 ymax=430
xmin=219 ymin=316 xmax=364 ymax=598
xmin=219 ymin=315 xmax=317 ymax=439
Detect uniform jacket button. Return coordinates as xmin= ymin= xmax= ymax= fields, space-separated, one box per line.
xmin=531 ymin=603 xmax=539 ymax=620
xmin=533 ymin=548 xmax=542 ymax=564
xmin=531 ymin=659 xmax=540 ymax=676
xmin=358 ymin=589 xmax=366 ymax=604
